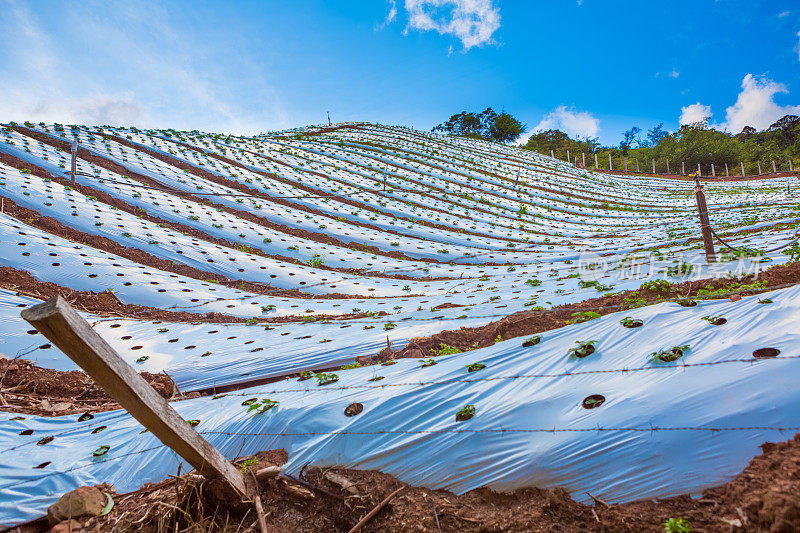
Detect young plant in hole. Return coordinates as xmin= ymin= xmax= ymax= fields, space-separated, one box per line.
xmin=620 ymin=317 xmax=643 ymax=328
xmin=246 ymin=398 xmax=279 ymax=414
xmin=650 ymin=345 xmax=690 ymax=363
xmin=419 ymin=359 xmax=437 ymax=367
xmin=455 ymin=404 xmax=475 ymax=422
xmin=466 ymin=362 xmax=486 ymax=372
xmin=568 ymin=340 xmax=598 ymax=358
xmin=522 ymin=335 xmax=541 ymax=347
xmin=676 ymin=299 xmax=697 ymax=307
xmin=701 ymin=315 xmax=727 ymax=325
xmin=757 ymin=298 xmax=773 ymax=304
xmin=316 ymin=372 xmax=339 ymax=385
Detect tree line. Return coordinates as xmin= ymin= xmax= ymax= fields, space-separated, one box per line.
xmin=433 ymin=108 xmax=800 ymax=175
xmin=523 ymin=116 xmax=800 ymax=175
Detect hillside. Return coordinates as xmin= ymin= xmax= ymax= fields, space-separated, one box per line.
xmin=0 ymin=121 xmax=798 ymax=531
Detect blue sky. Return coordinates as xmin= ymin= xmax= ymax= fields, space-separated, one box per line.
xmin=1 ymin=0 xmax=799 ymax=145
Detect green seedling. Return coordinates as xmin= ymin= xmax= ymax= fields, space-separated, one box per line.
xmin=650 ymin=345 xmax=689 ymax=363
xmin=568 ymin=340 xmax=598 ymax=358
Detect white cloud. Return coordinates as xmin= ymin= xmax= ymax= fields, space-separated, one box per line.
xmin=722 ymin=74 xmax=800 ymax=132
xmin=403 ymin=0 xmax=500 ymax=50
xmin=532 ymin=105 xmax=600 ymax=139
xmin=669 ymin=68 xmax=680 ymax=78
xmin=679 ymin=102 xmax=712 ymax=126
xmin=16 ymin=94 xmax=146 ymax=126
xmin=778 ymin=10 xmax=790 ymax=18
xmin=376 ymin=0 xmax=398 ymax=29
xmin=796 ymin=30 xmax=800 ymax=63
xmin=0 ymin=1 xmax=287 ymax=134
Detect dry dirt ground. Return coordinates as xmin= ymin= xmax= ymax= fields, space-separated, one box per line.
xmin=6 ymin=434 xmax=798 ymax=533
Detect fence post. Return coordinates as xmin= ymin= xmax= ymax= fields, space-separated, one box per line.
xmin=20 ymin=296 xmax=249 ymax=497
xmin=772 ymin=160 xmax=777 ymax=173
xmin=790 ymin=160 xmax=793 ymax=172
xmin=608 ymin=153 xmax=612 ymax=170
xmin=582 ymin=152 xmax=586 ymax=167
xmin=741 ymin=162 xmax=745 ymax=176
xmin=757 ymin=161 xmax=762 ymax=174
xmin=682 ymin=161 xmax=685 ymax=175
xmin=666 ymin=160 xmax=670 ymax=173
xmin=636 ymin=159 xmax=640 ymax=172
xmin=595 ymin=153 xmax=599 ymax=169
xmin=70 ymin=140 xmax=78 ymax=184
xmin=693 ymin=176 xmax=716 ymax=263
xmin=652 ymin=159 xmax=655 ymax=173
xmin=711 ymin=163 xmax=715 ymax=177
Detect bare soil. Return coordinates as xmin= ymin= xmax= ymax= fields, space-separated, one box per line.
xmin=12 ymin=434 xmax=796 ymax=532
xmin=365 ymin=261 xmax=800 ymax=362
xmin=0 ymin=357 xmax=179 ymax=416
xmin=0 ymin=266 xmax=387 ymax=322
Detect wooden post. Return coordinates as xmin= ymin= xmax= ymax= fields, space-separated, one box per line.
xmin=20 ymin=296 xmax=248 ymax=497
xmin=725 ymin=163 xmax=729 ymax=177
xmin=693 ymin=176 xmax=716 ymax=263
xmin=740 ymin=161 xmax=745 ymax=176
xmin=711 ymin=163 xmax=715 ymax=177
xmin=608 ymin=153 xmax=612 ymax=170
xmin=594 ymin=153 xmax=598 ymax=169
xmin=70 ymin=140 xmax=78 ymax=184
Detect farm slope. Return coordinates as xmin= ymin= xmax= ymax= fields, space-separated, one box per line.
xmin=0 ymin=121 xmax=798 ymax=526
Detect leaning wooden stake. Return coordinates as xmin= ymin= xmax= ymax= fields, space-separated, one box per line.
xmin=692 ymin=175 xmax=716 ymax=263
xmin=20 ymin=296 xmax=248 ymax=497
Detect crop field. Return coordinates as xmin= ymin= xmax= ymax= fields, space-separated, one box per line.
xmin=0 ymin=121 xmax=798 ymax=529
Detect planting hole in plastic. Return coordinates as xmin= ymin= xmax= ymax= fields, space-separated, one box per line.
xmin=753 ymin=348 xmax=780 ymax=359
xmin=344 ymin=403 xmax=363 ymax=417
xmin=582 ymin=394 xmax=606 ymax=409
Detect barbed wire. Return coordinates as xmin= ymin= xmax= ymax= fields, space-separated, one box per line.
xmin=202 ymin=353 xmax=800 ymax=399
xmin=1 ymin=421 xmax=798 ymax=492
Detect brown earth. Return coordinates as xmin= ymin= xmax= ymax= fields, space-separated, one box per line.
xmin=0 ymin=357 xmax=179 ymax=416
xmin=0 ymin=266 xmax=387 ymax=323
xmin=365 ymin=261 xmax=800 ymax=362
xmin=12 ymin=434 xmax=797 ymax=532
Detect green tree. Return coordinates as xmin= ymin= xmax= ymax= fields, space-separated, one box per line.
xmin=489 ymin=112 xmax=526 ymax=143
xmin=433 ymin=107 xmax=526 ymax=144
